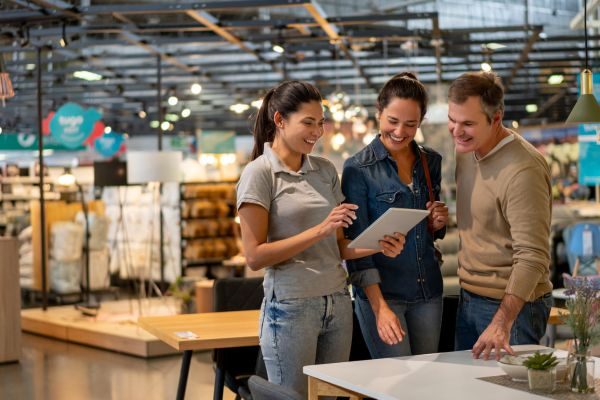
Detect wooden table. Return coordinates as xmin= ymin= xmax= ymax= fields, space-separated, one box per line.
xmin=138 ymin=309 xmax=259 ymax=400
xmin=304 ymin=345 xmax=575 ymax=400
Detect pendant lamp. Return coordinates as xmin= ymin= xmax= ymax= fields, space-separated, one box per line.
xmin=0 ymin=54 xmax=15 ymax=107
xmin=566 ymin=0 xmax=600 ymax=123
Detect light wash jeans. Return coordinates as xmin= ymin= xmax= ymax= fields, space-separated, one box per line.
xmin=455 ymin=289 xmax=552 ymax=351
xmin=259 ymin=290 xmax=352 ymax=397
xmin=354 ymin=295 xmax=443 ymax=358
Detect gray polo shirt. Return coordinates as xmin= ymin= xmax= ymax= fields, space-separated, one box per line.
xmin=236 ymin=143 xmax=347 ymax=301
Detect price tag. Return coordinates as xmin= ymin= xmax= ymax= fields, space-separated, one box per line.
xmin=175 ymin=331 xmax=199 ymax=340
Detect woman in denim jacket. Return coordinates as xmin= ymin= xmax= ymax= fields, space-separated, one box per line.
xmin=342 ymin=73 xmax=449 ymax=358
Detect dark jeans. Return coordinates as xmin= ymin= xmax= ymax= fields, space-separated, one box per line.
xmin=455 ymin=289 xmax=552 ymax=351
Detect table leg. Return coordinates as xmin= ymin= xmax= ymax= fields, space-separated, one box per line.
xmin=176 ymin=350 xmax=193 ymax=400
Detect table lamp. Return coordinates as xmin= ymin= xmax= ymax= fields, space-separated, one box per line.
xmin=126 ymin=151 xmax=182 ymax=292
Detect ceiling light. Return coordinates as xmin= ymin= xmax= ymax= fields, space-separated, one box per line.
xmin=485 ymin=43 xmax=506 ymax=50
xmin=160 ymin=121 xmax=170 ymax=131
xmin=181 ymin=108 xmax=191 ymax=118
xmin=567 ymin=0 xmax=600 ymax=123
xmin=480 ymin=62 xmax=492 ymax=72
xmin=191 ymin=83 xmax=202 ymax=95
xmin=165 ymin=113 xmax=179 ymax=122
xmin=547 ymin=74 xmax=564 ymax=85
xmin=526 ymin=104 xmax=538 ymax=113
xmin=512 ymin=120 xmax=519 ymax=129
xmin=0 ymin=53 xmax=15 ymax=106
xmin=229 ymin=103 xmax=250 ymax=114
xmin=104 ymin=126 xmax=112 ymax=134
xmin=168 ymin=95 xmax=178 ymax=106
xmin=138 ymin=110 xmax=147 ymax=118
xmin=73 ymin=70 xmax=103 ymax=81
xmin=150 ymin=120 xmax=159 ymax=128
xmin=273 ymin=44 xmax=285 ymax=54
xmin=26 ymin=63 xmax=35 ymax=71
xmin=251 ymin=99 xmax=263 ymax=109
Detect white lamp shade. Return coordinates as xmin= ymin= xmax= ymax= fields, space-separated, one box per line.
xmin=127 ymin=151 xmax=182 ymax=183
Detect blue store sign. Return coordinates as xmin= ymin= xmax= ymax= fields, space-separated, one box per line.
xmin=577 ymin=74 xmax=600 ymax=185
xmin=49 ymin=102 xmax=102 ymax=149
xmin=94 ymin=132 xmax=124 ymax=158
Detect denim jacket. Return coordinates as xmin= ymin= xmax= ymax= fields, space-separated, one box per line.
xmin=341 ymin=135 xmax=445 ymax=302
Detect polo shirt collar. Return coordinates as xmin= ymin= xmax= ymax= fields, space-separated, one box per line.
xmin=263 ymin=142 xmax=319 ymax=175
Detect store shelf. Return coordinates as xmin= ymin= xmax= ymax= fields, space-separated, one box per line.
xmin=179 ymin=181 xmax=239 ymax=276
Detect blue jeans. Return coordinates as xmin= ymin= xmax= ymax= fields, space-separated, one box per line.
xmin=259 ymin=291 xmax=352 ymax=397
xmin=354 ymin=295 xmax=443 ymax=358
xmin=455 ymin=289 xmax=552 ymax=351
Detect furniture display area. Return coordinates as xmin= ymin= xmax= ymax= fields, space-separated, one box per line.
xmin=0 ymin=238 xmax=21 ymax=363
xmin=21 ymin=297 xmax=179 ymax=358
xmin=303 ymin=345 xmax=597 ymax=400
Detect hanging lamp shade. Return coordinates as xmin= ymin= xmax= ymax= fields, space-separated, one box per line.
xmin=566 ymin=69 xmax=600 ymax=123
xmin=566 ymin=0 xmax=600 ymax=123
xmin=0 ymin=54 xmax=15 ymax=106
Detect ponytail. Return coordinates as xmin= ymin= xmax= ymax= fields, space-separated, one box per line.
xmin=250 ymin=81 xmax=322 ymax=160
xmin=251 ymin=88 xmax=276 ymax=160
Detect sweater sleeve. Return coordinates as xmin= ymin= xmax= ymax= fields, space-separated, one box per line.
xmin=503 ymin=165 xmax=552 ymax=301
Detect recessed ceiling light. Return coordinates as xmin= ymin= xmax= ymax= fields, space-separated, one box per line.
xmin=73 ymin=70 xmax=103 ymax=81
xmin=191 ymin=83 xmax=202 ymax=95
xmin=181 ymin=108 xmax=191 ymax=118
xmin=480 ymin=62 xmax=492 ymax=72
xmin=229 ymin=103 xmax=250 ymax=114
xmin=548 ymin=74 xmax=564 ymax=85
xmin=168 ymin=96 xmax=178 ymax=106
xmin=526 ymin=104 xmax=538 ymax=113
xmin=485 ymin=43 xmax=506 ymax=50
xmin=272 ymin=44 xmax=284 ymax=54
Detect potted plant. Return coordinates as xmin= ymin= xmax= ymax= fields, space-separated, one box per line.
xmin=562 ymin=275 xmax=600 ymax=393
xmin=523 ymin=351 xmax=559 ymax=393
xmin=168 ymin=276 xmax=195 ymax=314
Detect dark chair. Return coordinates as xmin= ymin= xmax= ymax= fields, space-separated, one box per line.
xmin=248 ymin=375 xmax=303 ymax=400
xmin=212 ymin=277 xmax=264 ymax=400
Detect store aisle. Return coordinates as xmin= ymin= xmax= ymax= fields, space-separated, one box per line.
xmin=0 ymin=333 xmax=235 ymax=400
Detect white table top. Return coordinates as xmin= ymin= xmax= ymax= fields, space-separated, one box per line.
xmin=303 ymin=345 xmax=591 ymax=400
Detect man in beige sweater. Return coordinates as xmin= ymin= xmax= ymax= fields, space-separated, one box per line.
xmin=448 ymin=71 xmax=553 ymax=360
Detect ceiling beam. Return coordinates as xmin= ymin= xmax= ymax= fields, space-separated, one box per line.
xmin=185 ymin=10 xmax=283 ymax=75
xmin=304 ymin=0 xmax=376 ymax=90
xmin=503 ymin=26 xmax=542 ymax=91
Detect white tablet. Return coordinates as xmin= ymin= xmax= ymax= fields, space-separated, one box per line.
xmin=347 ymin=208 xmax=430 ymax=249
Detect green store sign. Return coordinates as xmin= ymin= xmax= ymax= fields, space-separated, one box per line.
xmin=0 ymin=133 xmax=85 ymax=151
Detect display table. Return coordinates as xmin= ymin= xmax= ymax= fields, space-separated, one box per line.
xmin=303 ymin=345 xmax=591 ymax=400
xmin=138 ymin=309 xmax=259 ymax=400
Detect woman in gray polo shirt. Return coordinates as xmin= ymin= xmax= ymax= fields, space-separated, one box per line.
xmin=237 ymin=80 xmax=405 ymax=396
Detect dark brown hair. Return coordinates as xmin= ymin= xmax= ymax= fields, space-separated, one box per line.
xmin=376 ymin=72 xmax=428 ymax=121
xmin=251 ymin=80 xmax=322 ymax=160
xmin=448 ymin=71 xmax=505 ymax=123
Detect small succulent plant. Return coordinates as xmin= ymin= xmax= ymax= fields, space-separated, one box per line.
xmin=522 ymin=351 xmax=559 ymax=371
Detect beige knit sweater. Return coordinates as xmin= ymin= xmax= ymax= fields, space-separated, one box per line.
xmin=455 ymin=133 xmax=553 ymax=301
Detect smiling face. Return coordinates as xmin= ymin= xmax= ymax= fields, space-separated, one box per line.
xmin=378 ymin=97 xmax=421 ymax=154
xmin=274 ymin=100 xmax=324 ymax=156
xmin=448 ymin=95 xmax=501 ymax=157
